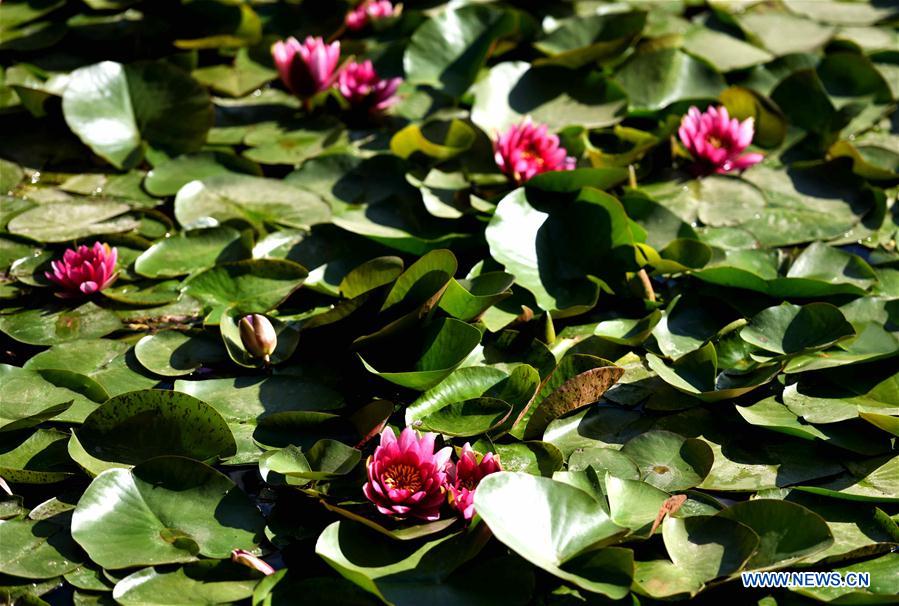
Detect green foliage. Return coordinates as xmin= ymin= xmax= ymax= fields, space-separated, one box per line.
xmin=0 ymin=0 xmax=898 ymax=604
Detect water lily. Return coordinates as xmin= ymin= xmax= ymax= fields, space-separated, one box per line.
xmin=678 ymin=105 xmax=764 ymax=176
xmin=239 ymin=314 xmax=277 ymax=363
xmin=447 ymin=443 xmax=501 ymax=521
xmin=271 ymin=36 xmax=341 ymax=98
xmin=363 ymin=427 xmax=451 ymax=521
xmin=345 ymin=0 xmax=400 ymax=31
xmin=336 ymin=60 xmax=401 ymax=115
xmin=45 ymin=242 xmax=117 ymax=298
xmin=494 ymin=118 xmax=576 ymax=184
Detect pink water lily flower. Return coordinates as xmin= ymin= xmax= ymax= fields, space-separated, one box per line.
xmin=363 ymin=427 xmax=451 ymax=521
xmin=345 ymin=0 xmax=400 ymax=31
xmin=337 ymin=60 xmax=401 ymax=114
xmin=271 ymin=36 xmax=341 ymax=98
xmin=447 ymin=443 xmax=501 ymax=521
xmin=494 ymin=118 xmax=576 ymax=184
xmin=45 ymin=242 xmax=117 ymax=298
xmin=678 ymin=105 xmax=764 ymax=176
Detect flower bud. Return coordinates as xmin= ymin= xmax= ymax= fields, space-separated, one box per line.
xmin=239 ymin=314 xmax=277 ymax=362
xmin=231 ymin=549 xmax=275 ymax=576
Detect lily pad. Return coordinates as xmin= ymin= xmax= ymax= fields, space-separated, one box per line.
xmin=134 ymin=330 xmax=228 ymax=377
xmin=0 ymin=303 xmax=123 ymax=346
xmin=741 ymin=302 xmax=856 ymax=355
xmin=0 ymin=517 xmax=83 ymax=579
xmin=182 ymin=259 xmax=308 ymax=323
xmin=717 ymin=499 xmax=834 ymax=569
xmin=0 ymin=429 xmax=74 ymax=484
xmin=404 ymin=4 xmax=517 ymax=98
xmin=620 ymin=430 xmax=714 ymax=492
xmin=474 ymin=472 xmax=629 ymax=598
xmin=74 ymin=389 xmax=236 ymax=469
xmin=62 ymin=61 xmax=212 ymax=169
xmin=71 ymin=457 xmax=264 ymax=569
xmin=134 ymin=226 xmax=251 ymax=278
xmin=112 ymin=561 xmax=262 ymax=605
xmin=359 ymin=318 xmax=482 ymax=391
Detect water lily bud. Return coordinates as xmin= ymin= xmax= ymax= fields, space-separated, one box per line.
xmin=271 ymin=36 xmax=340 ymax=98
xmin=239 ymin=314 xmax=277 ymax=362
xmin=231 ymin=549 xmax=275 ymax=576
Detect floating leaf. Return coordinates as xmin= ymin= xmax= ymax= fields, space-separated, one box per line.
xmin=62 ymin=61 xmax=212 ymax=169
xmin=474 ymin=472 xmax=629 ymax=598
xmin=404 ymin=4 xmax=518 ymax=98
xmin=71 ymin=457 xmax=264 ymax=569
xmin=74 ymin=389 xmax=236 ymax=470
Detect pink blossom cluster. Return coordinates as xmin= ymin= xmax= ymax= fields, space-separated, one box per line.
xmin=271 ymin=36 xmax=400 ymax=114
xmin=345 ymin=0 xmax=400 ymax=31
xmin=363 ymin=427 xmax=501 ymax=522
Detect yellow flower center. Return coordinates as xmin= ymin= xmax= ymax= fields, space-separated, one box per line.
xmin=382 ymin=463 xmax=423 ymax=492
xmin=521 ymin=149 xmax=545 ymax=167
xmin=708 ymin=136 xmax=722 ymax=148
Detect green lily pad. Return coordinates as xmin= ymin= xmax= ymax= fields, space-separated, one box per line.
xmin=134 ymin=227 xmax=251 ymax=278
xmin=535 ymin=10 xmax=646 ymax=69
xmin=338 ymin=256 xmax=405 ymax=300
xmin=24 ymin=339 xmax=158 ymax=397
xmin=74 ymin=389 xmax=236 ymax=469
xmin=71 ymin=457 xmax=264 ymax=569
xmin=0 ymin=429 xmax=74 ymax=484
xmin=741 ymin=302 xmax=856 ymax=355
xmin=175 ymin=374 xmax=344 ymax=464
xmin=390 ymin=119 xmax=476 ymax=161
xmin=661 ymin=515 xmax=758 ymax=583
xmin=6 ymin=199 xmax=136 ymax=242
xmin=134 ymin=330 xmax=228 ymax=377
xmin=419 ymin=398 xmax=512 ymax=437
xmin=485 ymin=187 xmax=640 ymax=314
xmin=0 ymin=303 xmax=122 ymax=346
xmin=112 ymin=560 xmax=262 ymax=605
xmin=182 ymin=259 xmax=308 ymax=323
xmin=620 ymin=430 xmax=714 ymax=492
xmin=404 ymin=4 xmax=517 ymax=98
xmin=487 ymin=441 xmax=564 ymax=476
xmin=174 ymin=174 xmax=330 ymax=232
xmin=474 ymin=472 xmax=629 ymax=598
xmin=794 ymin=455 xmax=899 ymax=503
xmin=0 ymin=517 xmax=83 ymax=579
xmin=717 ymin=499 xmax=834 ymax=569
xmin=359 ymin=318 xmax=482 ymax=391
xmin=143 ymin=151 xmax=262 ymax=197
xmin=736 ymin=11 xmax=834 ymax=56
xmin=62 ymin=61 xmax=212 ymax=169
xmin=258 ymin=440 xmax=360 ymax=485
xmin=613 ymin=48 xmax=725 ymax=113
xmin=316 ymin=520 xmax=530 ymax=606
xmin=646 ymin=344 xmax=780 ymax=403
xmin=471 ymin=61 xmax=627 ymax=133
xmin=404 ymin=366 xmax=508 ymax=424
xmin=682 ymin=26 xmax=774 ymax=72
xmin=0 ymin=363 xmax=76 ymax=433
xmin=605 ymin=475 xmax=670 ymax=531
xmin=791 ymin=552 xmax=899 ymax=603
xmin=100 ymin=280 xmax=183 ymax=306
